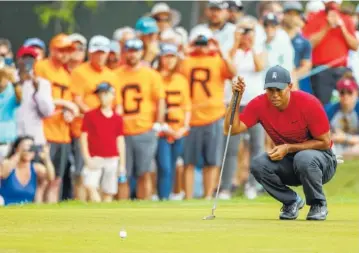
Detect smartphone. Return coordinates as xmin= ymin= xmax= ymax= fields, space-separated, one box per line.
xmin=29 ymin=145 xmax=43 ymax=153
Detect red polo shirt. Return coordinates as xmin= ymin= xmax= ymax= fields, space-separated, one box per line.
xmin=302 ymin=10 xmax=356 ymax=67
xmin=82 ymin=108 xmax=124 ymax=157
xmin=240 ymin=91 xmax=331 ymax=146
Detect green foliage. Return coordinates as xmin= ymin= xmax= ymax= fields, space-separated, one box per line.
xmin=34 ymin=1 xmax=98 ymax=33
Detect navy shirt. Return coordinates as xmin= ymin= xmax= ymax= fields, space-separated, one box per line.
xmin=291 ymin=33 xmax=312 ymax=94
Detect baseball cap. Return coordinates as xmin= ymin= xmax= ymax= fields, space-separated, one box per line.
xmin=88 ymin=35 xmax=110 ymax=53
xmin=189 ymin=26 xmax=214 ymax=43
xmin=159 ymin=43 xmax=178 ymax=56
xmin=113 ymin=27 xmax=135 ymax=42
xmin=283 ymin=1 xmax=303 ymax=13
xmin=135 ymin=17 xmax=159 ymax=35
xmin=16 ymin=46 xmax=38 ymax=59
xmin=306 ymin=1 xmax=325 ymax=13
xmin=94 ymin=82 xmax=115 ymax=94
xmin=109 ymin=40 xmax=120 ymax=54
xmin=336 ymin=78 xmax=358 ymax=92
xmin=69 ymin=33 xmax=87 ymax=46
xmin=226 ymin=0 xmax=243 ymax=11
xmin=263 ymin=13 xmax=279 ymax=26
xmin=23 ymin=38 xmax=46 ymax=50
xmin=124 ymin=38 xmax=144 ymax=51
xmin=207 ymin=0 xmax=229 ymax=9
xmin=50 ymin=34 xmax=75 ymax=50
xmin=264 ymin=65 xmax=292 ymax=90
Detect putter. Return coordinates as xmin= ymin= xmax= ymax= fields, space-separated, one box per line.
xmin=203 ymin=91 xmax=240 ymax=220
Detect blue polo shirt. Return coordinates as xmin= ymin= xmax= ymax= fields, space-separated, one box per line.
xmin=0 ymin=84 xmax=19 ymax=143
xmin=291 ymin=33 xmax=312 ymax=94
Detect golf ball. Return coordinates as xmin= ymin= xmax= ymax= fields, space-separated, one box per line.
xmin=119 ymin=230 xmax=127 ymax=239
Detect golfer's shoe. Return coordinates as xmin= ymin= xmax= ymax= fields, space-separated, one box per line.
xmin=306 ymin=204 xmax=328 ymax=221
xmin=279 ymin=196 xmax=305 ymax=220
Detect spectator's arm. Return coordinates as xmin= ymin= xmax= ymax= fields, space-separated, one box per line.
xmin=156 ymin=98 xmax=166 ymax=124
xmin=73 ymin=96 xmax=90 ymax=113
xmin=346 ymin=134 xmax=359 ymax=145
xmin=152 ymin=71 xmax=166 ymax=124
xmin=116 ymin=136 xmax=126 ymax=176
xmin=33 ymin=79 xmax=55 ymax=118
xmin=295 ymin=59 xmax=312 ymax=80
xmin=53 ymin=99 xmax=79 ymax=116
xmin=0 ymin=153 xmax=20 ymax=179
xmin=253 ymin=51 xmax=266 ymax=72
xmin=80 ymin=132 xmax=91 ymax=162
xmin=13 ymin=83 xmax=22 ymax=103
xmin=307 ymin=25 xmax=331 ymax=48
xmin=34 ymin=152 xmax=55 ymax=182
xmin=340 ymin=24 xmax=359 ymax=51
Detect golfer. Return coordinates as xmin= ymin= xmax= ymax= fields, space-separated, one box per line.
xmin=225 ymin=65 xmax=337 ymax=221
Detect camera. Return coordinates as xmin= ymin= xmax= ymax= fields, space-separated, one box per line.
xmin=194 ymin=35 xmax=208 ymax=46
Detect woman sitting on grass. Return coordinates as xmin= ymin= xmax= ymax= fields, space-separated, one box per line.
xmin=0 ymin=136 xmax=55 ymax=206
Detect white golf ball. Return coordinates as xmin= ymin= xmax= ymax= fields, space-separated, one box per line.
xmin=119 ymin=230 xmax=127 ymax=239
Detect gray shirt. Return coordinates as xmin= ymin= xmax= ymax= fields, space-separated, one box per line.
xmin=16 ymin=78 xmax=55 ymax=145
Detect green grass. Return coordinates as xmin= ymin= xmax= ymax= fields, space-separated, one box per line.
xmin=0 ymin=160 xmax=358 ymax=253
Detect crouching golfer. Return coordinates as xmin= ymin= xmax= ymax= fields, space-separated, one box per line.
xmin=225 ymin=65 xmax=337 ymax=221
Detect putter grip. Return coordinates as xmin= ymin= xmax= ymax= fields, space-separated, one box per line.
xmin=229 ymin=91 xmax=239 ymax=125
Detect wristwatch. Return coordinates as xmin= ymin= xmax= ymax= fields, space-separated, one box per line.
xmin=118 ymin=174 xmax=127 ymax=184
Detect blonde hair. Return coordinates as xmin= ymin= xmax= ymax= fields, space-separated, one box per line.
xmin=0 ymin=67 xmax=15 ymax=83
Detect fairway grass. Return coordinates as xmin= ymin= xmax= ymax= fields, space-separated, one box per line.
xmin=0 ymin=161 xmax=358 ymax=253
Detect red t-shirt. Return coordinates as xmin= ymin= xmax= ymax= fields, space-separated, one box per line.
xmin=82 ymin=108 xmax=124 ymax=157
xmin=302 ymin=10 xmax=356 ymax=67
xmin=240 ymin=91 xmax=331 ymax=146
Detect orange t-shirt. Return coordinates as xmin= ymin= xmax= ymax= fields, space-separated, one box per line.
xmin=163 ymin=73 xmax=191 ymax=131
xmin=302 ymin=10 xmax=356 ymax=66
xmin=34 ymin=59 xmax=72 ymax=143
xmin=179 ymin=54 xmax=232 ymax=126
xmin=115 ymin=66 xmax=165 ymax=136
xmin=69 ymin=62 xmax=121 ymax=138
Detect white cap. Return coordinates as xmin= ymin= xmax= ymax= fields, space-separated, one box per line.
xmin=113 ymin=27 xmax=136 ymax=42
xmin=160 ymin=28 xmax=182 ymax=45
xmin=150 ymin=2 xmax=181 ymax=27
xmin=69 ymin=33 xmax=87 ymax=46
xmin=306 ymin=1 xmax=325 ymax=13
xmin=189 ymin=26 xmax=214 ymax=42
xmin=88 ymin=35 xmax=111 ymax=53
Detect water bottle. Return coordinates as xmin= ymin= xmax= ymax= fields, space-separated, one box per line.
xmin=330 ymin=89 xmax=340 ymax=103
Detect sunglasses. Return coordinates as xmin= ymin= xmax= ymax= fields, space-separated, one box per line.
xmin=340 ymin=90 xmax=354 ymax=96
xmin=75 ymin=44 xmax=86 ymax=51
xmin=125 ymin=39 xmax=144 ymax=51
xmin=154 ymin=16 xmax=171 ymax=22
xmin=238 ymin=27 xmax=253 ymax=34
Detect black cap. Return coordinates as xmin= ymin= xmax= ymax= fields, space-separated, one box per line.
xmin=264 ymin=65 xmax=292 ymax=90
xmin=94 ymin=82 xmax=115 ymax=94
xmin=207 ymin=0 xmax=228 ymax=9
xmin=263 ymin=13 xmax=279 ymax=26
xmin=283 ymin=1 xmax=303 ymax=13
xmin=226 ymin=0 xmax=243 ymax=11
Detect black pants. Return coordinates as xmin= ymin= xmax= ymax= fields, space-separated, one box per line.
xmin=250 ymin=150 xmax=337 ymax=206
xmin=310 ymin=66 xmax=348 ymax=105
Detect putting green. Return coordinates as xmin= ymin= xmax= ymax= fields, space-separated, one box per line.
xmin=0 ymin=160 xmax=358 ymax=253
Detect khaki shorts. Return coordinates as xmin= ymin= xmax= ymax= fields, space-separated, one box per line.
xmin=83 ymin=157 xmax=118 ymax=195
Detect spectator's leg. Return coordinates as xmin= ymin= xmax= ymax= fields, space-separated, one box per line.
xmin=134 ymin=131 xmax=158 ymax=200
xmin=173 ymin=157 xmax=184 ymax=195
xmin=117 ymin=136 xmax=133 ymax=200
xmin=171 ymin=138 xmax=185 ymax=195
xmin=156 ymin=137 xmax=172 ymax=200
xmin=72 ymin=137 xmax=86 ymax=201
xmin=183 ymin=125 xmax=202 ymax=199
xmin=35 ymin=180 xmax=49 ymax=203
xmin=251 ymin=153 xmax=299 ymax=205
xmin=310 ymin=67 xmax=337 ymax=105
xmin=293 ymin=150 xmax=337 ymax=205
xmin=100 ymin=158 xmax=119 ymax=203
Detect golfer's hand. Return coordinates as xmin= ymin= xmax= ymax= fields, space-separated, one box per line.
xmin=232 ymin=76 xmax=246 ymax=96
xmin=267 ymin=144 xmax=289 ymax=161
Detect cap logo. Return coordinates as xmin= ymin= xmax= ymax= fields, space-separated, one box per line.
xmin=272 ymin=72 xmax=277 ymax=79
xmin=344 ymin=80 xmax=351 ymax=86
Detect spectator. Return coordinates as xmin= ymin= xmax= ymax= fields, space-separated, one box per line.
xmin=16 ymin=46 xmax=55 ymax=146
xmin=347 ymin=5 xmax=359 ymax=83
xmin=106 ymin=40 xmax=121 ymax=70
xmin=70 ymin=35 xmax=121 ymax=201
xmin=282 ymin=1 xmax=312 ymax=93
xmin=221 ymin=16 xmax=266 ymax=200
xmin=302 ymin=0 xmax=358 ymax=105
xmin=0 ymin=38 xmax=14 ymax=68
xmin=272 ymin=1 xmax=284 ymax=23
xmin=226 ymin=0 xmax=244 ymax=24
xmin=191 ymin=1 xmax=236 ymax=54
xmin=114 ymin=38 xmax=165 ymax=200
xmin=67 ymin=33 xmax=87 ymax=72
xmin=150 ymin=2 xmax=181 ymax=33
xmin=155 ymin=43 xmax=191 ymax=200
xmin=34 ymin=33 xmax=79 ymax=203
xmin=135 ymin=17 xmax=160 ymax=66
xmin=80 ymin=83 xmax=125 ymax=202
xmin=305 ymin=1 xmax=325 ymax=22
xmin=23 ymin=38 xmax=46 ymax=60
xmin=262 ymin=13 xmax=295 ymax=78
xmin=326 ymin=73 xmax=359 ymax=157
xmin=0 ymin=136 xmax=55 ymax=206
xmin=0 ymin=67 xmax=19 ymax=161
xmin=179 ymin=27 xmax=235 ymax=199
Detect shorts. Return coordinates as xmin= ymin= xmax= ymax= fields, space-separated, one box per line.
xmin=69 ymin=137 xmax=84 ymax=177
xmin=125 ymin=130 xmax=157 ymax=177
xmin=83 ymin=157 xmax=118 ymax=195
xmin=49 ymin=142 xmax=71 ymax=178
xmin=184 ymin=118 xmax=224 ymax=167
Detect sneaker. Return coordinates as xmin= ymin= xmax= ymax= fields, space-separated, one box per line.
xmin=169 ymin=192 xmax=185 ymax=201
xmin=306 ymin=204 xmax=328 ymax=221
xmin=218 ymin=191 xmax=231 ymax=200
xmin=279 ymin=196 xmax=305 ymax=220
xmin=244 ymin=184 xmax=257 ymax=200
xmin=151 ymin=194 xmax=159 ymax=201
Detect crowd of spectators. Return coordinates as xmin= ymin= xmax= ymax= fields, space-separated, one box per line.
xmin=0 ymin=0 xmax=358 ymax=206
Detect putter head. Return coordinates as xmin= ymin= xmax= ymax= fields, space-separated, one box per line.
xmin=203 ymin=215 xmax=216 ymax=220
